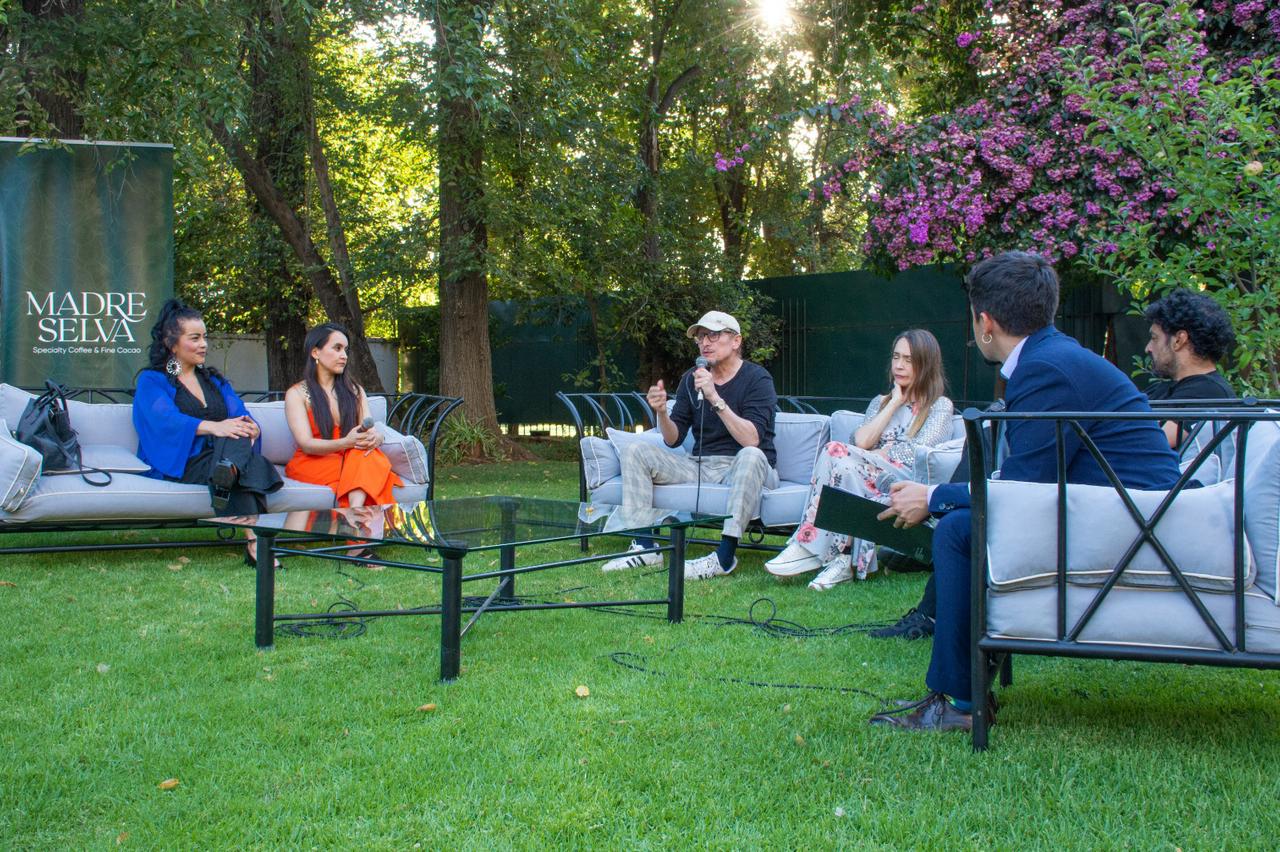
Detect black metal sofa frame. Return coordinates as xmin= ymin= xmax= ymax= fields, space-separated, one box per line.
xmin=963 ymin=401 xmax=1280 ymax=751
xmin=0 ymin=389 xmax=463 ymax=556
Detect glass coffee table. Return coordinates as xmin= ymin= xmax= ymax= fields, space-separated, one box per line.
xmin=203 ymin=496 xmax=728 ymax=681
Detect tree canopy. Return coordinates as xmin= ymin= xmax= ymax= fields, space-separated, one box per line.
xmin=5 ymin=0 xmax=1274 ymax=409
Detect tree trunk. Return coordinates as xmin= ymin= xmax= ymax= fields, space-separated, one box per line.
xmin=16 ymin=0 xmax=85 ymax=138
xmin=208 ymin=120 xmax=386 ymax=392
xmin=632 ymin=2 xmax=700 ymax=283
xmin=433 ymin=0 xmax=501 ymax=436
xmin=717 ymin=169 xmax=749 ymax=281
xmin=249 ymin=0 xmax=309 ymax=391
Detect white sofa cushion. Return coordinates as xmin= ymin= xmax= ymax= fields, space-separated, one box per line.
xmin=913 ymin=437 xmax=966 ymax=485
xmin=0 ymin=418 xmax=42 ymax=512
xmin=987 ymin=584 xmax=1280 ymax=653
xmin=78 ymin=445 xmax=149 ymax=473
xmin=1 ymin=384 xmax=139 ymax=451
xmin=773 ymin=413 xmax=829 ymax=485
xmin=986 ymin=478 xmax=1252 ymax=593
xmin=1243 ymin=419 xmax=1280 ymax=602
xmin=245 ymin=401 xmax=295 ymax=465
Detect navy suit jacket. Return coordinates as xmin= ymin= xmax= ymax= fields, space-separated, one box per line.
xmin=931 ymin=326 xmax=1180 ymax=512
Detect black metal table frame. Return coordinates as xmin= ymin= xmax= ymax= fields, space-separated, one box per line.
xmin=237 ymin=507 xmax=700 ymax=681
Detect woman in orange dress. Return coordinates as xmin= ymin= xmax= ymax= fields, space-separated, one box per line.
xmin=284 ymin=323 xmax=401 ymax=510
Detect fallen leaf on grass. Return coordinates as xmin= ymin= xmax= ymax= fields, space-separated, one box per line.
xmin=177 ymin=556 xmax=191 ymax=564
xmin=834 ymin=807 xmax=845 ymax=818
xmin=0 ymin=580 xmax=16 ymax=588
xmin=643 ymin=635 xmax=654 ymax=644
xmin=167 ymin=563 xmax=182 ymax=572
xmin=96 ymin=663 xmax=110 ymax=674
xmin=157 ymin=778 xmax=179 ymax=791
xmin=574 ymin=685 xmax=590 ymax=698
xmin=782 ymin=703 xmax=792 ymax=713
xmin=417 ymin=703 xmax=438 ymax=712
xmin=219 ymin=584 xmax=231 ymax=595
xmin=794 ymin=733 xmax=806 ymax=747
xmin=578 ymin=757 xmax=588 ymax=765
xmin=116 ymin=831 xmax=129 ymax=844
xmin=366 ymin=564 xmax=385 ymax=572
xmin=612 ymin=720 xmax=628 ymax=725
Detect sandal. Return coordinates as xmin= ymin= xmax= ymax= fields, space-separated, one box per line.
xmin=243 ymin=541 xmax=282 ymax=569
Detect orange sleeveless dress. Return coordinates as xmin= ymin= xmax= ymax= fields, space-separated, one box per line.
xmin=285 ymin=407 xmax=402 ymax=507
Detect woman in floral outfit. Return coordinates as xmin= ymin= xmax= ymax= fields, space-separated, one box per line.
xmin=766 ymin=329 xmax=953 ymax=590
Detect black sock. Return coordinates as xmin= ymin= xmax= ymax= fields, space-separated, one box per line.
xmin=715 ymin=535 xmax=738 ymax=569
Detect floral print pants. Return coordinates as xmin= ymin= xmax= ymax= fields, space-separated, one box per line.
xmin=791 ymin=441 xmax=910 ymax=580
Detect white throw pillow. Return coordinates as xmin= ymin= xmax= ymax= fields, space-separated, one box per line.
xmin=606 ymin=426 xmax=689 ymax=459
xmin=581 ymin=436 xmax=621 ymax=490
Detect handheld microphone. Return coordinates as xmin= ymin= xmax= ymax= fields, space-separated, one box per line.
xmin=357 ymin=416 xmax=377 ymax=456
xmin=694 ymin=356 xmax=709 ymax=402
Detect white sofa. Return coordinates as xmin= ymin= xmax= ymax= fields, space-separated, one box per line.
xmin=966 ymin=406 xmax=1280 ymax=749
xmin=0 ymin=383 xmax=434 ymax=527
xmin=576 ymin=407 xmax=969 ymax=533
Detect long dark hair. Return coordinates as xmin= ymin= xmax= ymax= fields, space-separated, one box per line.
xmin=145 ymin=298 xmax=222 ymax=381
xmin=885 ymin=328 xmax=947 ymax=437
xmin=301 ymin=323 xmax=362 ymax=438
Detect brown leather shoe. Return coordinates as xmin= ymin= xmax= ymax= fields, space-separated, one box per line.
xmin=869 ymin=692 xmax=973 ymax=732
xmin=892 ymin=692 xmax=999 ymax=717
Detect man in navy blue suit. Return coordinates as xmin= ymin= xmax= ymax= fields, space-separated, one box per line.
xmin=871 ymin=251 xmax=1182 ymax=732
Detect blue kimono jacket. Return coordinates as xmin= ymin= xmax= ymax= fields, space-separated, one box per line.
xmin=132 ymin=369 xmax=261 ymax=479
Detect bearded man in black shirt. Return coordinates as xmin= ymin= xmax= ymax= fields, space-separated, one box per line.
xmin=1144 ymin=288 xmax=1237 ymax=447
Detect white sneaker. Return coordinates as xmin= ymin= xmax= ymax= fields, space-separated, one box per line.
xmin=765 ymin=541 xmax=822 ymax=576
xmin=808 ymin=555 xmax=853 ymax=591
xmin=684 ymin=552 xmax=737 ymax=580
xmin=602 ymin=541 xmax=663 ymax=572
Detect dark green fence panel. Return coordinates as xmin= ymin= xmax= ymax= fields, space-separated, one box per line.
xmin=751 ymin=266 xmax=999 ymax=403
xmin=407 ymin=269 xmax=1149 ymax=425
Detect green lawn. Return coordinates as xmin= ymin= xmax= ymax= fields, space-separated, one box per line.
xmin=2 ymin=457 xmax=1278 ymax=848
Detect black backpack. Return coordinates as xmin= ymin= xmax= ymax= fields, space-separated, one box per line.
xmin=15 ymin=381 xmax=111 ymax=487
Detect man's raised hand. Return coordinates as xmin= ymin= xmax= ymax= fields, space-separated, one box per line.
xmin=647 ymin=379 xmax=668 ymax=413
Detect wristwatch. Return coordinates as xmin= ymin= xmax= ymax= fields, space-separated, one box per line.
xmin=712 ymin=398 xmax=728 ymax=413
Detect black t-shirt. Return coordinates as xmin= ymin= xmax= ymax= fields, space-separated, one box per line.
xmin=668 ymin=360 xmax=777 ymax=466
xmin=1146 ymin=371 xmax=1235 ymax=449
xmin=1146 ymin=371 xmax=1235 ymax=402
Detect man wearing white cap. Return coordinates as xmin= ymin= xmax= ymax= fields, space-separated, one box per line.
xmin=602 ymin=310 xmax=779 ymax=579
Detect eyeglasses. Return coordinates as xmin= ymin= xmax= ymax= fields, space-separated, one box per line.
xmin=693 ymin=330 xmax=727 ymax=343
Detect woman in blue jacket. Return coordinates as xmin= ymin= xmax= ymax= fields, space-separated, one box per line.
xmin=133 ymin=299 xmax=282 ymax=565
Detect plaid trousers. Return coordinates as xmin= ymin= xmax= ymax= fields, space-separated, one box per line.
xmin=619 ymin=442 xmax=779 ymax=538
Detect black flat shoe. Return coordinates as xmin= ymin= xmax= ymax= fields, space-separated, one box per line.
xmin=868 ymin=607 xmax=935 ymax=640
xmin=210 ymin=459 xmax=240 ymax=513
xmin=243 ymin=544 xmax=281 ymax=569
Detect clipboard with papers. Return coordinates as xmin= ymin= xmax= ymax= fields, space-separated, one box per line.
xmin=811 ymin=485 xmax=934 ymax=565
